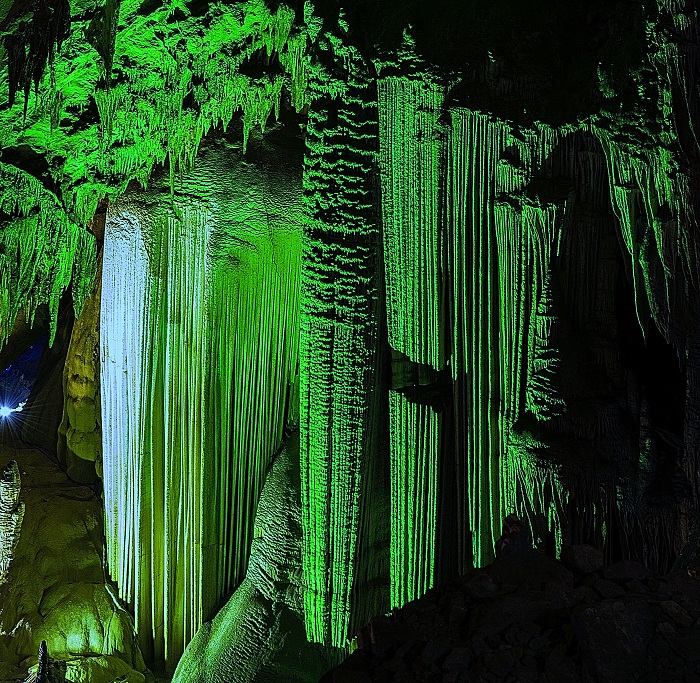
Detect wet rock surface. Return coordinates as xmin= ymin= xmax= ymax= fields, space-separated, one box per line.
xmin=321 ymin=547 xmax=700 ymax=683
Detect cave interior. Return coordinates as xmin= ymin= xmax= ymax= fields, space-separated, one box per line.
xmin=0 ymin=0 xmax=700 ymax=682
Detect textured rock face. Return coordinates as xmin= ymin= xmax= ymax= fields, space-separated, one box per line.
xmin=0 ymin=448 xmax=145 ymax=682
xmin=173 ymin=432 xmax=330 ymax=683
xmin=100 ymin=127 xmax=305 ymax=669
xmin=0 ymin=459 xmax=23 ymax=584
xmin=57 ymin=209 xmax=104 ymax=485
xmin=3 ymin=0 xmax=700 ymax=678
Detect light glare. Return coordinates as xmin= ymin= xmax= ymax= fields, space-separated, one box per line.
xmin=0 ymin=402 xmax=25 ymax=418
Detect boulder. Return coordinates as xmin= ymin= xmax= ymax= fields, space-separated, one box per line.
xmin=560 ymin=544 xmax=604 ymax=574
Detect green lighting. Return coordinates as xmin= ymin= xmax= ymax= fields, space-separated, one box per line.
xmin=377 ymin=48 xmax=446 ymax=371
xmin=299 ymin=22 xmax=385 ymax=647
xmin=389 ymin=391 xmax=439 ymax=608
xmin=100 ymin=148 xmax=303 ymax=670
xmin=0 ymin=0 xmax=697 ymax=677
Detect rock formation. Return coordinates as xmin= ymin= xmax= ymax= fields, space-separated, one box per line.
xmin=0 ymin=460 xmax=24 ymax=584
xmin=172 ymin=432 xmax=332 ymax=683
xmin=0 ymin=448 xmax=146 ymax=682
xmin=323 ymin=539 xmax=700 ymax=683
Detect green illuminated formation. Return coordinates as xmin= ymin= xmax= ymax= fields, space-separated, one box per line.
xmin=0 ymin=447 xmax=147 ymax=682
xmin=0 ymin=0 xmax=310 ymax=217
xmin=447 ymin=110 xmax=529 ymax=567
xmin=2 ymin=0 xmax=700 ymax=680
xmin=94 ymin=0 xmax=308 ymax=181
xmin=377 ymin=49 xmax=446 ymax=370
xmin=100 ymin=140 xmax=303 ymax=669
xmin=173 ymin=433 xmax=330 ymax=683
xmin=492 ymin=157 xmax=569 ymax=557
xmin=0 ymin=0 xmax=310 ymax=343
xmin=377 ymin=50 xmax=446 ymax=605
xmin=388 ymin=391 xmax=440 ymax=608
xmin=57 ymin=217 xmax=104 ymax=483
xmin=444 ymin=110 xmax=560 ymax=566
xmin=299 ymin=20 xmax=388 ymax=647
xmin=0 ymin=163 xmax=96 ymax=343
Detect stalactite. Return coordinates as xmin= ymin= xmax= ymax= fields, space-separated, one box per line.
xmin=2 ymin=0 xmax=71 ymax=113
xmin=300 ymin=25 xmax=385 ymax=647
xmin=377 ymin=53 xmax=446 ymax=370
xmin=0 ymin=163 xmax=96 ymax=344
xmin=87 ymin=0 xmax=119 ymax=88
xmin=388 ymin=391 xmax=440 ymax=608
xmin=594 ymin=130 xmax=698 ymax=346
xmin=448 ymin=110 xmax=509 ymax=568
xmin=101 ymin=149 xmax=303 ymax=669
xmin=203 ymin=234 xmax=301 ymax=617
xmin=447 ymin=110 xmax=571 ymax=567
xmin=375 ymin=47 xmax=447 ymax=610
xmin=522 ymin=208 xmax=566 ymax=422
xmin=93 ymin=0 xmax=310 ymax=198
xmin=0 ymin=1 xmax=310 ymax=233
xmin=100 ymin=203 xmax=158 ymax=652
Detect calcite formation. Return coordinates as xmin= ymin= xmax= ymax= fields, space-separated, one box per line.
xmin=0 ymin=460 xmax=23 ymax=584
xmin=100 ymin=131 xmax=303 ymax=667
xmin=57 ymin=209 xmax=104 ymax=484
xmin=0 ymin=448 xmax=146 ymax=682
xmin=172 ymin=432 xmax=331 ymax=683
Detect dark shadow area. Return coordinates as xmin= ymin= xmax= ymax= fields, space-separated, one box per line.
xmin=513 ymin=132 xmax=689 ymax=572
xmin=0 ymin=294 xmax=74 ymax=455
xmin=345 ymin=0 xmax=646 ymax=124
xmin=0 ymin=333 xmax=45 ymax=441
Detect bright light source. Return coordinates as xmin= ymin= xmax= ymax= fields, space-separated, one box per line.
xmin=0 ymin=402 xmax=24 ymax=418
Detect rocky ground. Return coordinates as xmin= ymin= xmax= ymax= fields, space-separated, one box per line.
xmin=321 ymin=546 xmax=700 ymax=683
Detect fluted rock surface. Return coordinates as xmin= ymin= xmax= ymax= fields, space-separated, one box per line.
xmin=0 ymin=459 xmax=23 ymax=584
xmin=173 ymin=432 xmax=330 ymax=683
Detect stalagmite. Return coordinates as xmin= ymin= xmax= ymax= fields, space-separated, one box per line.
xmin=0 ymin=460 xmax=23 ymax=584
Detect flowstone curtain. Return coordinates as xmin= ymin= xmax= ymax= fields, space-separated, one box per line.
xmin=101 ymin=143 xmax=303 ymax=669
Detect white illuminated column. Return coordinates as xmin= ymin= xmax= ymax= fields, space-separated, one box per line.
xmin=100 ymin=141 xmax=303 ymax=671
